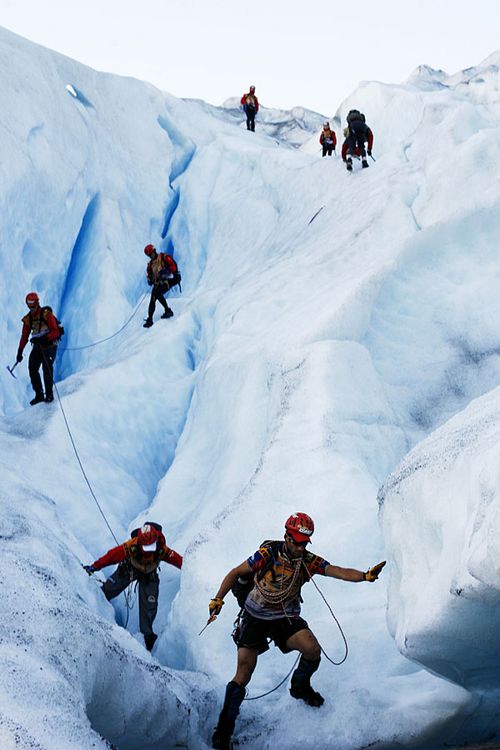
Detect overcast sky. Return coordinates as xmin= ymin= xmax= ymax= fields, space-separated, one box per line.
xmin=1 ymin=0 xmax=500 ymax=115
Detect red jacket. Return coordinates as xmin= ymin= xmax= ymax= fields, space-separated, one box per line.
xmin=341 ymin=128 xmax=374 ymax=160
xmin=18 ymin=306 xmax=60 ymax=354
xmin=319 ymin=128 xmax=337 ymax=148
xmin=241 ymin=93 xmax=259 ymax=112
xmin=92 ymin=536 xmax=183 ymax=574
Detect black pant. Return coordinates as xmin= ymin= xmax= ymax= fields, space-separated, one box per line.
xmin=322 ymin=144 xmax=334 ymax=157
xmin=245 ymin=107 xmax=256 ymax=131
xmin=102 ymin=562 xmax=159 ymax=636
xmin=29 ymin=343 xmax=57 ymax=397
xmin=147 ymin=273 xmax=180 ymax=319
xmin=347 ymin=120 xmax=368 ymax=158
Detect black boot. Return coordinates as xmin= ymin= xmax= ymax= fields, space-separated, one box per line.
xmin=45 ymin=392 xmax=54 ymax=403
xmin=290 ymin=656 xmax=324 ymax=707
xmin=144 ymin=633 xmax=157 ymax=651
xmin=161 ymin=308 xmax=174 ymax=319
xmin=30 ymin=393 xmax=45 ymax=406
xmin=362 ymin=158 xmax=369 ymax=168
xmin=212 ymin=681 xmax=245 ymax=749
xmin=143 ymin=318 xmax=154 ymax=328
xmin=346 ymin=157 xmax=353 ymax=171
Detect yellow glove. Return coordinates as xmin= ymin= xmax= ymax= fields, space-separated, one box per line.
xmin=363 ymin=561 xmax=386 ymax=582
xmin=209 ymin=597 xmax=224 ymax=616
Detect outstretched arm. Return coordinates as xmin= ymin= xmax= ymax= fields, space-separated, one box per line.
xmin=92 ymin=544 xmax=128 ymax=570
xmin=325 ymin=560 xmax=386 ymax=583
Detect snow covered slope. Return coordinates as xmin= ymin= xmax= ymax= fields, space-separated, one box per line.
xmin=2 ymin=22 xmax=500 ymax=750
xmin=380 ymin=385 xmax=500 ymax=744
xmin=219 ymin=96 xmax=327 ymax=147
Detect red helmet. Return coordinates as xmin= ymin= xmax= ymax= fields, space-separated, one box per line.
xmin=144 ymin=244 xmax=156 ymax=257
xmin=138 ymin=523 xmax=160 ymax=550
xmin=249 ymin=85 xmax=255 ymax=92
xmin=285 ymin=513 xmax=314 ymax=543
xmin=25 ymin=292 xmax=39 ymax=307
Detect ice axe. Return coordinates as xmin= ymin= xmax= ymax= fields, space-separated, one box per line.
xmin=6 ymin=362 xmax=19 ymax=379
xmin=198 ymin=614 xmax=217 ymax=636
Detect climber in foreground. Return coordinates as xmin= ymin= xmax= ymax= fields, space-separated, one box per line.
xmin=319 ymin=121 xmax=337 ymax=157
xmin=16 ymin=292 xmax=61 ymax=405
xmin=343 ymin=109 xmax=374 ymax=171
xmin=240 ymin=85 xmax=259 ymax=131
xmin=208 ymin=512 xmax=386 ymax=749
xmin=143 ymin=244 xmax=181 ymax=328
xmin=83 ymin=522 xmax=183 ymax=651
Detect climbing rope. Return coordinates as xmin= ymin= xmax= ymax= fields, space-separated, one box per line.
xmin=244 ymin=653 xmax=300 ymax=701
xmin=254 ymin=556 xmax=303 ymax=606
xmin=58 ymin=292 xmax=148 ymax=352
xmin=301 ymin=560 xmax=349 ymax=666
xmin=41 ymin=347 xmax=134 ymax=614
xmin=243 ymin=554 xmax=349 ymax=700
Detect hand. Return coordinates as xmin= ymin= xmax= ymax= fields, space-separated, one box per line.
xmin=364 ymin=561 xmax=386 ymax=582
xmin=16 ymin=351 xmax=23 ymax=363
xmin=83 ymin=564 xmax=96 ymax=576
xmin=367 ymin=150 xmax=372 ymax=156
xmin=209 ymin=597 xmax=224 ymax=616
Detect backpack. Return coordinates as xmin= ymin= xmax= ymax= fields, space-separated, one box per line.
xmin=231 ymin=539 xmax=310 ymax=608
xmin=159 ymin=254 xmax=182 ymax=291
xmin=30 ymin=306 xmax=64 ymax=340
xmin=347 ymin=109 xmax=365 ymax=124
xmin=163 ymin=254 xmax=178 ymax=275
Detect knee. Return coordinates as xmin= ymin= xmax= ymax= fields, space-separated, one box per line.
xmin=308 ymin=643 xmax=321 ymax=661
xmin=303 ymin=635 xmax=321 ymax=661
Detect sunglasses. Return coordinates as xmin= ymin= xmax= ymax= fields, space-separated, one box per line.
xmin=286 ymin=534 xmax=308 ymax=548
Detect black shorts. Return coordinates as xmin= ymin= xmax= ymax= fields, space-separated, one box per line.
xmin=236 ymin=610 xmax=309 ymax=655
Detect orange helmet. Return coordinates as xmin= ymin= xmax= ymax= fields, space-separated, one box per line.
xmin=25 ymin=292 xmax=39 ymax=307
xmin=138 ymin=523 xmax=160 ymax=551
xmin=144 ymin=244 xmax=156 ymax=257
xmin=285 ymin=513 xmax=314 ymax=543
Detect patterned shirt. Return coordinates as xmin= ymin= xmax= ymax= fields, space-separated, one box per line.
xmin=244 ymin=541 xmax=329 ymax=620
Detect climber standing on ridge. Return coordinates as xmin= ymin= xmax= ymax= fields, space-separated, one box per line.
xmin=344 ymin=109 xmax=374 ymax=171
xmin=240 ymin=85 xmax=259 ymax=131
xmin=143 ymin=244 xmax=181 ymax=328
xmin=16 ymin=292 xmax=61 ymax=405
xmin=208 ymin=512 xmax=386 ymax=750
xmin=319 ymin=121 xmax=337 ymax=157
xmin=83 ymin=522 xmax=183 ymax=652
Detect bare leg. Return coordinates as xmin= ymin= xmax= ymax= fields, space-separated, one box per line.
xmin=286 ymin=628 xmax=324 ymax=707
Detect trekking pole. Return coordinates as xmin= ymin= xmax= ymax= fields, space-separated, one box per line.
xmin=370 ymin=153 xmax=376 ymax=162
xmin=198 ymin=614 xmax=217 ymax=636
xmin=5 ymin=362 xmax=19 ymax=378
